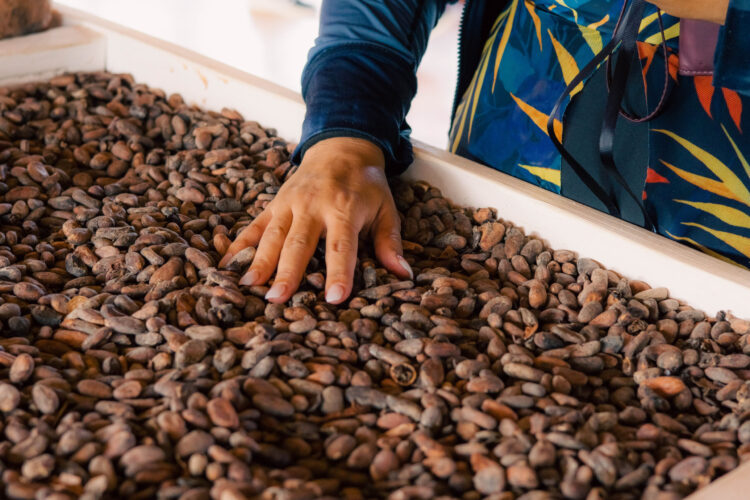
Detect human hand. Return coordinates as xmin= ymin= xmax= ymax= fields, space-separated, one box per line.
xmin=645 ymin=0 xmax=729 ymax=24
xmin=219 ymin=136 xmax=412 ymax=304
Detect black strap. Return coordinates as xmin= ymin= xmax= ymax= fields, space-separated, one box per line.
xmin=599 ymin=0 xmax=657 ymax=230
xmin=547 ymin=34 xmax=623 ymax=217
xmin=606 ymin=11 xmax=671 ymax=123
xmin=547 ymin=0 xmax=669 ymax=231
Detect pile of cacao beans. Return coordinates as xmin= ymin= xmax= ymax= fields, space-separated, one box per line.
xmin=0 ymin=72 xmax=749 ymax=500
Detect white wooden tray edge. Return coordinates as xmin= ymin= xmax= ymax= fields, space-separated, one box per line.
xmin=0 ymin=24 xmax=105 ymax=87
xmin=686 ymin=459 xmax=750 ymax=500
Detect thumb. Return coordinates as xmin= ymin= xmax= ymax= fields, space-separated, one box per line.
xmin=372 ymin=205 xmax=412 ymax=280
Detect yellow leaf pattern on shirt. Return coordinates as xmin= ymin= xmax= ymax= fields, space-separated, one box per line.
xmin=548 ymin=29 xmax=584 ymax=96
xmin=520 ymin=164 xmax=561 ymax=186
xmin=510 ymin=92 xmax=563 ymax=141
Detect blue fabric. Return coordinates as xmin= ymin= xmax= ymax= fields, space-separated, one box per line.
xmin=714 ymin=0 xmax=750 ymax=96
xmin=292 ymin=0 xmax=449 ymax=175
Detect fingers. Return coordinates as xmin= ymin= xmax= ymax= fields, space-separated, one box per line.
xmin=219 ymin=210 xmax=271 ymax=268
xmin=264 ymin=216 xmax=322 ymax=303
xmin=323 ymin=217 xmax=360 ymax=305
xmin=372 ymin=205 xmax=412 ymax=280
xmin=238 ymin=211 xmax=292 ymax=289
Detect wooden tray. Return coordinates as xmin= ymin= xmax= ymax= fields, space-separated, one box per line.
xmin=1 ymin=8 xmax=749 ymax=497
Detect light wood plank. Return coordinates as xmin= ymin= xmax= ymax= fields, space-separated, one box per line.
xmin=683 ymin=460 xmax=750 ymax=500
xmin=0 ymin=25 xmax=105 ymax=86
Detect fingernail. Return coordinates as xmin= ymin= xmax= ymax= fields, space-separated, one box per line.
xmin=326 ymin=284 xmax=345 ymax=303
xmin=239 ymin=269 xmax=259 ymax=286
xmin=265 ymin=283 xmax=286 ymax=301
xmin=397 ymin=255 xmax=413 ymax=279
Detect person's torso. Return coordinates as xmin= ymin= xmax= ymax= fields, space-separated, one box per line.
xmin=449 ymin=0 xmax=750 ymax=269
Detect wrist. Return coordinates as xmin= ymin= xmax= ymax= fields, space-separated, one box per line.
xmin=645 ymin=0 xmax=730 ymax=24
xmin=303 ymin=136 xmax=386 ymax=171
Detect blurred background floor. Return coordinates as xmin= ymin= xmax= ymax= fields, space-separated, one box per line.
xmin=55 ymin=0 xmax=461 ymax=148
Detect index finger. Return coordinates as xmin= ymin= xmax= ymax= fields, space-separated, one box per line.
xmin=219 ymin=210 xmax=271 ymax=268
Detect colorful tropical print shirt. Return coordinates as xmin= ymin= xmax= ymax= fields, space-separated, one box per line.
xmin=449 ymin=0 xmax=750 ymax=268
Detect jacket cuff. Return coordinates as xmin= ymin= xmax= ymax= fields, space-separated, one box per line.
xmin=292 ymin=43 xmax=416 ymax=176
xmin=714 ymin=0 xmax=750 ymax=95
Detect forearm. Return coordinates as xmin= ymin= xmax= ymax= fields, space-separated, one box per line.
xmin=292 ymin=0 xmax=449 ymax=175
xmin=645 ymin=0 xmax=729 ymax=24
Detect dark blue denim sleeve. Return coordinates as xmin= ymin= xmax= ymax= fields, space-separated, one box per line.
xmin=291 ymin=0 xmax=450 ymax=175
xmin=714 ymin=0 xmax=750 ymax=95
